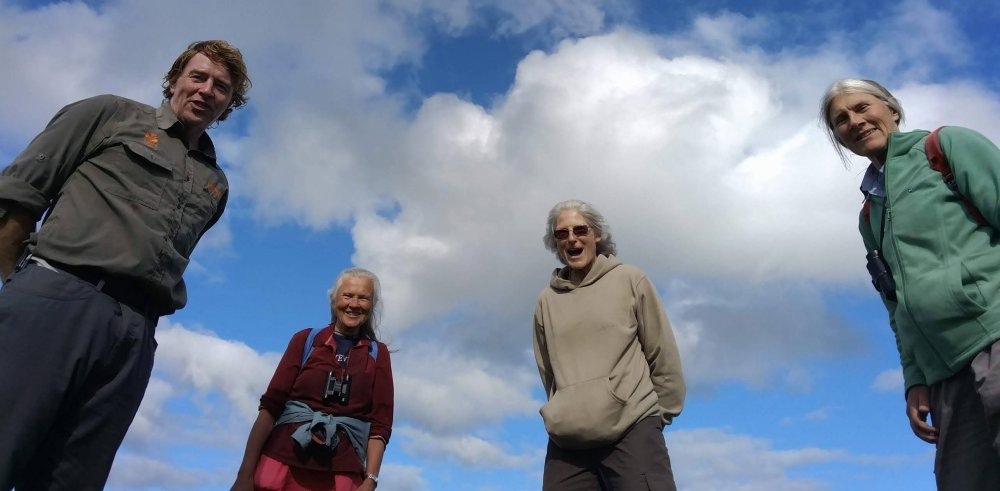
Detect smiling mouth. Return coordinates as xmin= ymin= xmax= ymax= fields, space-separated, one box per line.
xmin=855 ymin=128 xmax=876 ymax=141
xmin=566 ymin=248 xmax=583 ymax=258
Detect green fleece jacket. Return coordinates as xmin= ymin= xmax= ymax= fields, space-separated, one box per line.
xmin=860 ymin=127 xmax=1000 ymax=393
xmin=533 ymin=254 xmax=685 ymax=449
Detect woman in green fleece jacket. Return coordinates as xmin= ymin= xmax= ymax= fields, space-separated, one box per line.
xmin=533 ymin=199 xmax=685 ymax=491
xmin=821 ymin=79 xmax=1000 ymax=489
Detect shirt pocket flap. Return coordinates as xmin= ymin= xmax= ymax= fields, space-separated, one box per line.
xmin=122 ymin=140 xmax=175 ymax=173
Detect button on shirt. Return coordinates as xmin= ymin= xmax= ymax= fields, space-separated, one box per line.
xmin=0 ymin=95 xmax=229 ymax=315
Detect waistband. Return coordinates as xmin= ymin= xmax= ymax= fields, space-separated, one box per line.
xmin=40 ymin=258 xmax=157 ymax=317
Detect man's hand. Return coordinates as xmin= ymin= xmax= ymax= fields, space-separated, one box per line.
xmin=905 ymin=385 xmax=937 ymax=443
xmin=0 ymin=204 xmax=35 ymax=281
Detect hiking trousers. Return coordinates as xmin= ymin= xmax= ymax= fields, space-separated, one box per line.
xmin=542 ymin=416 xmax=677 ymax=491
xmin=931 ymin=338 xmax=1000 ymax=491
xmin=0 ymin=263 xmax=157 ymax=491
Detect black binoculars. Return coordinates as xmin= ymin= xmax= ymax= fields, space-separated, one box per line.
xmin=865 ymin=250 xmax=897 ymax=301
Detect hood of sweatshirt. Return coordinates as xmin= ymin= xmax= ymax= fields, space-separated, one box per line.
xmin=549 ymin=254 xmax=622 ymax=291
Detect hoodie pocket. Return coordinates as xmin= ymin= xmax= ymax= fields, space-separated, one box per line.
xmin=908 ymin=262 xmax=986 ymax=323
xmin=540 ymin=375 xmax=627 ymax=448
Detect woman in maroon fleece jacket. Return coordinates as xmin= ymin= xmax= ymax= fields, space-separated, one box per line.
xmin=232 ymin=268 xmax=394 ymax=491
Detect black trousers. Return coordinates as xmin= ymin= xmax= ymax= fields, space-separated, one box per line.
xmin=0 ymin=264 xmax=157 ymax=491
xmin=543 ymin=416 xmax=677 ymax=491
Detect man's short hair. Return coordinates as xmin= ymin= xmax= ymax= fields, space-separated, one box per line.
xmin=162 ymin=40 xmax=251 ymax=122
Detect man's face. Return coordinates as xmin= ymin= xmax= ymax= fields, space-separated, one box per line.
xmin=168 ymin=52 xmax=234 ymax=135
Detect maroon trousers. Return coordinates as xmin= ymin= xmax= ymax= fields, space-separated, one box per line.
xmin=542 ymin=416 xmax=677 ymax=491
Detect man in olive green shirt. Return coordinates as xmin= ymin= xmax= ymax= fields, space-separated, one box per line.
xmin=0 ymin=40 xmax=250 ymax=490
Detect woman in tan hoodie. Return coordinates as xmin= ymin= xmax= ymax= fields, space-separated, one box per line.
xmin=534 ymin=199 xmax=685 ymax=490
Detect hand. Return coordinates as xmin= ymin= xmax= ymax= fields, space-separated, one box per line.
xmin=0 ymin=204 xmax=34 ymax=281
xmin=905 ymin=385 xmax=937 ymax=443
xmin=229 ymin=474 xmax=254 ymax=491
xmin=357 ymin=477 xmax=377 ymax=491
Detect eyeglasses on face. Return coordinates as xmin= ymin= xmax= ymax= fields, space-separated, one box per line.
xmin=553 ymin=225 xmax=591 ymax=240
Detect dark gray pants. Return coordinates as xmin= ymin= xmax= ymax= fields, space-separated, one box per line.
xmin=931 ymin=338 xmax=1000 ymax=491
xmin=0 ymin=264 xmax=156 ymax=491
xmin=543 ymin=416 xmax=677 ymax=491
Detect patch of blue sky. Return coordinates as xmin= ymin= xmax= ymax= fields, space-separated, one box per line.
xmin=383 ymin=22 xmax=531 ymax=113
xmin=179 ymin=221 xmax=356 ymax=348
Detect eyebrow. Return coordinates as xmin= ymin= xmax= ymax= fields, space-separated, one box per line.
xmin=189 ymin=69 xmax=232 ymax=87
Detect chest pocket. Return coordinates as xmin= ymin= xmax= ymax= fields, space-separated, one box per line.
xmin=98 ymin=140 xmax=175 ymax=210
xmin=174 ymin=164 xmax=227 ymax=256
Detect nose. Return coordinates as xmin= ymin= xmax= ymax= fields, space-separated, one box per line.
xmin=196 ymin=79 xmax=214 ymax=96
xmin=848 ymin=112 xmax=866 ymax=129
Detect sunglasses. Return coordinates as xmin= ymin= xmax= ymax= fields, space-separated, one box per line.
xmin=553 ymin=225 xmax=591 ymax=240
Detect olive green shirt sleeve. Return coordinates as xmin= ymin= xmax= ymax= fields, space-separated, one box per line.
xmin=634 ymin=275 xmax=685 ymax=424
xmin=0 ymin=96 xmax=120 ymax=218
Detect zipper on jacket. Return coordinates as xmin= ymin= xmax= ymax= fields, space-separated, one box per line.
xmin=882 ymin=161 xmax=908 ymax=306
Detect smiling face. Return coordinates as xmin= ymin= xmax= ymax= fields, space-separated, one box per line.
xmin=554 ymin=209 xmax=601 ymax=279
xmin=168 ymin=52 xmax=234 ymax=142
xmin=828 ymin=92 xmax=900 ymax=165
xmin=331 ymin=276 xmax=374 ymax=335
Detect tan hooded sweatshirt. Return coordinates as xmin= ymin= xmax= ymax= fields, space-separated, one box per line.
xmin=533 ymin=254 xmax=685 ymax=449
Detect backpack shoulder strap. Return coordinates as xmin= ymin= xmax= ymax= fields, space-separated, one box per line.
xmin=925 ymin=127 xmax=951 ymax=181
xmin=925 ymin=127 xmax=988 ymax=226
xmin=300 ymin=327 xmax=320 ymax=370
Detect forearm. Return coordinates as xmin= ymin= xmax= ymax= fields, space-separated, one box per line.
xmin=234 ymin=410 xmax=275 ymax=479
xmin=0 ymin=203 xmax=35 ymax=280
xmin=365 ymin=437 xmax=386 ymax=479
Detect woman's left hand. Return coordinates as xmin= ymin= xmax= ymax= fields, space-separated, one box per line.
xmin=357 ymin=477 xmax=377 ymax=491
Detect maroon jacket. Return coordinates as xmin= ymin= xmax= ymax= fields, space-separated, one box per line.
xmin=259 ymin=325 xmax=393 ymax=472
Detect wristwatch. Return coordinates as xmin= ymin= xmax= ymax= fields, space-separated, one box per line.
xmin=366 ymin=473 xmax=379 ymax=487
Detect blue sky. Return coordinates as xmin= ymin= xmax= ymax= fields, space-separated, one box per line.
xmin=3 ymin=0 xmax=1000 ymax=490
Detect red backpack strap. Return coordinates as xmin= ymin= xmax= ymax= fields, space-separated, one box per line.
xmin=925 ymin=127 xmax=988 ymax=226
xmin=861 ymin=197 xmax=871 ymax=225
xmin=925 ymin=128 xmax=948 ymax=178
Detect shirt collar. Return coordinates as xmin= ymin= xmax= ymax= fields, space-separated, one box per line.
xmin=156 ymin=101 xmax=218 ymax=161
xmin=859 ymin=163 xmax=885 ymax=198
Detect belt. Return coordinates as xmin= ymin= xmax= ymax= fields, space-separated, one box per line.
xmin=45 ymin=260 xmax=155 ymax=316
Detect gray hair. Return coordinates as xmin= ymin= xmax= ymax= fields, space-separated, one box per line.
xmin=542 ymin=199 xmax=617 ymax=265
xmin=819 ymin=78 xmax=905 ymax=166
xmin=327 ymin=267 xmax=382 ymax=340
